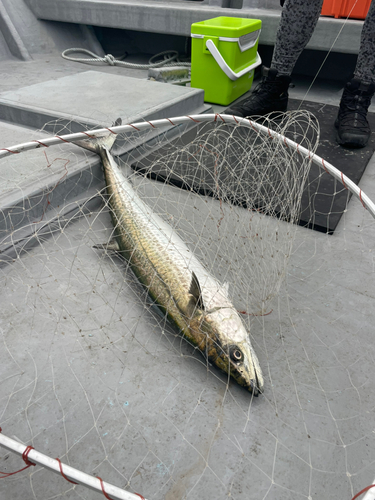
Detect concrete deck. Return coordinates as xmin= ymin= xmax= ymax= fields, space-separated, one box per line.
xmin=0 ymin=5 xmax=375 ymax=500
xmin=27 ymin=0 xmax=366 ymax=54
xmin=0 ymin=71 xmax=206 ymax=131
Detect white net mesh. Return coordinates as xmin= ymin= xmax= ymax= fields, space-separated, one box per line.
xmin=0 ymin=112 xmax=374 ymax=500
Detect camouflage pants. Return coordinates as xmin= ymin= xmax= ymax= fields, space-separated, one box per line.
xmin=271 ymin=0 xmax=375 ymax=83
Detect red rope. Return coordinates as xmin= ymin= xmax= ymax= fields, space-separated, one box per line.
xmin=238 ymin=309 xmax=273 ymax=317
xmin=55 ymin=458 xmax=78 ymax=485
xmin=82 ymin=132 xmax=96 ymax=139
xmin=187 ymin=115 xmax=201 ymax=123
xmin=341 ymin=171 xmax=348 ymax=189
xmin=97 ymin=476 xmax=145 ymax=500
xmin=22 ymin=446 xmax=35 ymax=467
xmin=359 ymin=189 xmax=367 ymax=209
xmin=0 ymin=463 xmax=33 ymax=478
xmin=247 ymin=118 xmax=257 ymax=132
xmin=0 ymin=429 xmax=145 ymax=499
xmin=351 ymin=484 xmax=375 ymax=500
xmin=32 ymin=140 xmax=49 ymax=148
xmin=0 ymin=429 xmax=36 ymax=478
xmin=0 ymin=148 xmax=19 ymax=154
xmin=321 ymin=158 xmax=329 ymax=174
xmin=98 ymin=476 xmax=114 ymax=500
xmin=55 ymin=135 xmax=70 ymax=143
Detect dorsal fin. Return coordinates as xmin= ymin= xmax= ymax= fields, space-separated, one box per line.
xmin=189 ymin=272 xmax=205 ymax=311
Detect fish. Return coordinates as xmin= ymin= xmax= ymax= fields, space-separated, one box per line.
xmin=74 ymin=119 xmax=264 ymax=395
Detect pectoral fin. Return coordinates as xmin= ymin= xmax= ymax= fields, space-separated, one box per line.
xmin=189 ymin=272 xmax=205 ymax=311
xmin=93 ymin=239 xmax=120 ymax=252
xmin=176 ymin=272 xmax=205 ymax=319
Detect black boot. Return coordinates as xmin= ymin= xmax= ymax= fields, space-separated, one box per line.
xmin=225 ymin=68 xmax=291 ymax=117
xmin=335 ymin=78 xmax=375 ymax=148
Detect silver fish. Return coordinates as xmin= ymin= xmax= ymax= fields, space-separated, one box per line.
xmin=75 ymin=120 xmax=264 ymax=395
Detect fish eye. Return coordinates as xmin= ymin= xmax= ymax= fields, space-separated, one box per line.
xmin=229 ymin=346 xmax=243 ymax=363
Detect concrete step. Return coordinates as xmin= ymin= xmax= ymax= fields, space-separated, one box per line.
xmin=27 ymin=0 xmax=365 ymax=54
xmin=0 ymin=69 xmax=210 ymax=250
xmin=0 ymin=70 xmax=210 ymax=153
xmin=0 ymin=119 xmax=101 ymax=257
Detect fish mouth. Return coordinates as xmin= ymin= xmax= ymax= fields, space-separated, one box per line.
xmin=249 ymin=372 xmax=262 ymax=397
xmin=232 ymin=362 xmax=263 ymax=396
xmin=237 ymin=343 xmax=264 ymax=396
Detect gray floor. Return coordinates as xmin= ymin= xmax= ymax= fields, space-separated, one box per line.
xmin=0 ymin=51 xmax=375 ymax=500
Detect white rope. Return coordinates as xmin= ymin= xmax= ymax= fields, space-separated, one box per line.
xmin=62 ymin=48 xmax=191 ymax=69
xmin=0 ymin=113 xmax=373 ymax=218
xmin=0 ymin=432 xmax=146 ymax=500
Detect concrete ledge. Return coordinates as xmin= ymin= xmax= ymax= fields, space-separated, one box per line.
xmin=0 ymin=70 xmax=209 ymax=152
xmin=0 ymin=120 xmax=102 ymax=259
xmin=0 ymin=70 xmax=211 ymax=165
xmin=27 ymin=0 xmax=365 ymax=54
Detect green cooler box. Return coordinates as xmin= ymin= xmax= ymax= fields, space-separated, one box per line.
xmin=191 ymin=17 xmax=262 ymax=106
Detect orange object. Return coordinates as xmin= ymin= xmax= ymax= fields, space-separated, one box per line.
xmin=321 ymin=0 xmax=371 ymax=19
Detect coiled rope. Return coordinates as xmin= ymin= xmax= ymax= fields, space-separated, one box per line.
xmin=61 ymin=48 xmax=191 ymax=69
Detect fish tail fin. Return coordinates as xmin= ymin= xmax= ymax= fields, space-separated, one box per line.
xmin=73 ymin=117 xmax=122 ymax=153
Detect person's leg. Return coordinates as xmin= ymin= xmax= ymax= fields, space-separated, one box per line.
xmin=336 ymin=0 xmax=375 ymax=147
xmin=226 ymin=0 xmax=323 ymax=117
xmin=271 ymin=0 xmax=324 ymax=76
xmin=353 ymin=0 xmax=375 ymax=85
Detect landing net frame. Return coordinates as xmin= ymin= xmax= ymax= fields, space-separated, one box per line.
xmin=0 ymin=113 xmax=374 ymax=500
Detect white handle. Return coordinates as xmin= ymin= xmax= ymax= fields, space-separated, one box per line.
xmin=205 ymin=39 xmax=262 ymax=81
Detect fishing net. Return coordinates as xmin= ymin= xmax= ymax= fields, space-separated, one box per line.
xmin=0 ymin=112 xmax=374 ymax=500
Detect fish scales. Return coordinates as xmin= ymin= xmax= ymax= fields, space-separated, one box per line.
xmin=101 ymin=148 xmax=197 ymax=333
xmin=76 ymin=129 xmax=264 ymax=395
